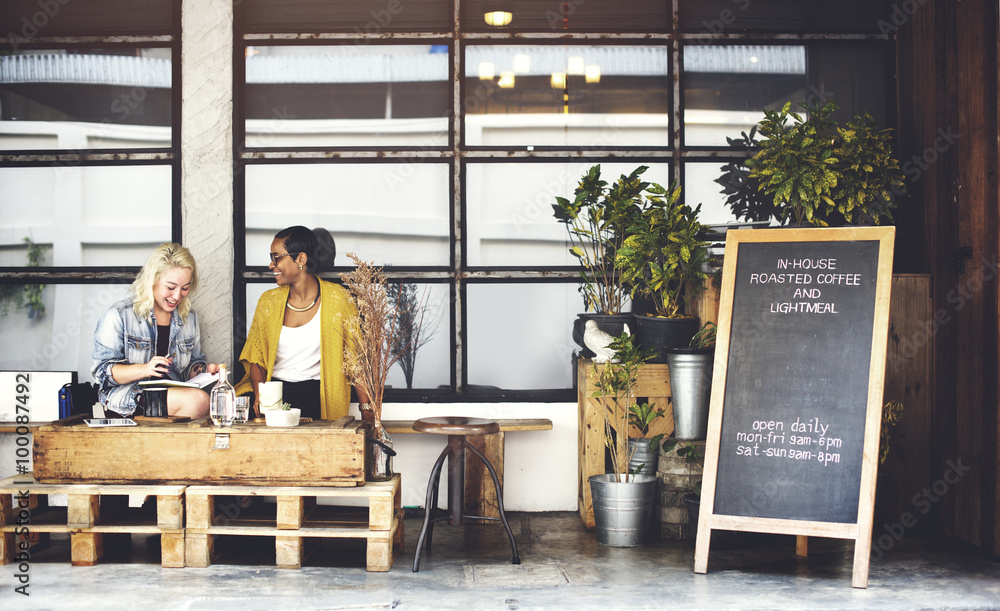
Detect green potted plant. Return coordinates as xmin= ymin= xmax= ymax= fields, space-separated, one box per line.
xmin=720 ymin=100 xmax=905 ymax=227
xmin=587 ymin=329 xmax=659 ymax=547
xmin=665 ymin=321 xmax=716 ymax=440
xmin=615 ymin=171 xmax=711 ymax=361
xmin=553 ymin=165 xmax=645 ymax=354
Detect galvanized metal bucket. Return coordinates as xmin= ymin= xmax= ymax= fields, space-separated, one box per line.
xmin=665 ymin=350 xmax=714 ymax=440
xmin=589 ymin=473 xmax=657 ymax=547
xmin=628 ymin=438 xmax=659 ymax=476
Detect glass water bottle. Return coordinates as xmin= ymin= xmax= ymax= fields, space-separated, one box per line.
xmin=210 ymin=364 xmax=235 ymax=426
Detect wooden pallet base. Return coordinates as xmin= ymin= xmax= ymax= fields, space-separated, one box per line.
xmin=184 ymin=475 xmax=402 ymax=571
xmin=184 ymin=510 xmax=403 ymax=571
xmin=0 ymin=474 xmax=186 ymax=568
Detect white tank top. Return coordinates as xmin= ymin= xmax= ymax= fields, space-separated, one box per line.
xmin=272 ymin=304 xmax=322 ymax=382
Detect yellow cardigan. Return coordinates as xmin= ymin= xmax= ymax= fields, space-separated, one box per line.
xmin=236 ymin=278 xmax=356 ymax=420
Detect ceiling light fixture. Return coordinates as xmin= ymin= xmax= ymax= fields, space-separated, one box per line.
xmin=484 ymin=10 xmax=513 ymax=26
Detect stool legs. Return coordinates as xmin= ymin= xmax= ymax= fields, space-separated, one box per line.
xmin=412 ymin=434 xmax=521 ymax=572
xmin=413 ymin=443 xmax=450 ymax=572
xmin=466 ymin=441 xmax=521 ymax=566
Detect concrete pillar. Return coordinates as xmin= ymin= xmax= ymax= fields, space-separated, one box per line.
xmin=180 ymin=0 xmax=234 ymax=365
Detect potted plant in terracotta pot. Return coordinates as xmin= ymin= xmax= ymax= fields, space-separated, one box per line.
xmin=587 ymin=329 xmax=659 ymax=547
xmin=615 ymin=172 xmax=711 ymax=362
xmin=553 ymin=165 xmax=644 ymax=355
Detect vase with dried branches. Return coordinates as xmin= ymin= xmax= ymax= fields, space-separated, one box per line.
xmin=340 ymin=253 xmax=421 ymax=481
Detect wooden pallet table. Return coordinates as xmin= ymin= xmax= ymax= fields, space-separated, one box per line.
xmin=184 ymin=474 xmax=402 ymax=571
xmin=0 ymin=473 xmax=185 ymax=567
xmin=33 ymin=416 xmax=366 ymax=487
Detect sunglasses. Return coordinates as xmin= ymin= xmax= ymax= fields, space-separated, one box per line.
xmin=269 ymin=252 xmax=299 ymax=264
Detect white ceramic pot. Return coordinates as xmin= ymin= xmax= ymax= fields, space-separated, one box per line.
xmin=263 ymin=407 xmax=301 ymax=427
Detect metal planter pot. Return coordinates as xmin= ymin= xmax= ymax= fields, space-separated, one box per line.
xmin=628 ymin=437 xmax=659 ymax=477
xmin=665 ymin=348 xmax=714 ymax=440
xmin=588 ymin=473 xmax=657 ymax=547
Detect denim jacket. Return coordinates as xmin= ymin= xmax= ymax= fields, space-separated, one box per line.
xmin=91 ymin=298 xmax=207 ymax=415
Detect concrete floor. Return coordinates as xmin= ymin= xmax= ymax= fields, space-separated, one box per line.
xmin=4 ymin=511 xmax=1000 ymax=610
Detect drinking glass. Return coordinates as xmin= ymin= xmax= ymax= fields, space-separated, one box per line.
xmin=234 ymin=396 xmax=250 ymax=424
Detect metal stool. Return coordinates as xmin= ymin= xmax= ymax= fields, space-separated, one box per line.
xmin=412 ymin=416 xmax=521 ymax=571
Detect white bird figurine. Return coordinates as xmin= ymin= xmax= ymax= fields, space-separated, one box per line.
xmin=584 ymin=320 xmax=629 ymax=363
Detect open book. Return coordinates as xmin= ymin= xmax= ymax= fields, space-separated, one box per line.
xmin=138 ymin=371 xmax=218 ymax=389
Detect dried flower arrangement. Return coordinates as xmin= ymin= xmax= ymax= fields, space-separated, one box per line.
xmin=339 ymin=253 xmax=422 ymax=429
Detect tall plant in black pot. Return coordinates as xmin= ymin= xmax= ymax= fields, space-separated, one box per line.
xmin=615 ymin=171 xmax=710 ymax=362
xmin=553 ymin=165 xmax=644 ymax=355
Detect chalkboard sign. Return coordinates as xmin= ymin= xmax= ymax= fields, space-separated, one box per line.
xmin=694 ymin=226 xmax=895 ymax=589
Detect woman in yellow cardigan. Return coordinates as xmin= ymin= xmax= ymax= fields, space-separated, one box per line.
xmin=236 ymin=226 xmax=366 ymax=420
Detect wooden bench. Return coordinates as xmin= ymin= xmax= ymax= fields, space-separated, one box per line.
xmin=383 ymin=418 xmax=552 ymax=522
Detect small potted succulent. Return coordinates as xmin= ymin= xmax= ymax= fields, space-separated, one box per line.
xmin=263 ymin=401 xmax=301 ymax=427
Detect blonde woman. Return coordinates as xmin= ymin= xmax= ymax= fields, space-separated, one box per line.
xmin=92 ymin=243 xmax=219 ymax=418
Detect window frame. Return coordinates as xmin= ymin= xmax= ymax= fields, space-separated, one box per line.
xmin=0 ymin=5 xmax=182 ymax=305
xmin=232 ymin=2 xmax=896 ymax=403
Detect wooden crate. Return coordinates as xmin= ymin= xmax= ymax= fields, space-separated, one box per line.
xmin=33 ymin=416 xmax=366 ymax=487
xmin=0 ymin=473 xmax=185 ymax=567
xmin=577 ymin=358 xmax=674 ymax=529
xmin=184 ymin=474 xmax=402 ymax=572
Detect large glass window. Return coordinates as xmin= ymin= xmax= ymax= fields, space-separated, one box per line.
xmin=0 ymin=283 xmax=133 ymax=374
xmin=682 ymin=43 xmax=890 ymax=147
xmin=0 ymin=3 xmax=178 ymax=384
xmin=1 ymin=48 xmax=173 ymax=151
xmin=226 ymin=0 xmax=897 ymax=401
xmin=464 ymin=45 xmax=670 ymax=147
xmin=244 ymin=163 xmax=451 ymax=268
xmin=465 ymin=161 xmax=671 ymax=267
xmin=245 ymin=45 xmax=450 ymax=148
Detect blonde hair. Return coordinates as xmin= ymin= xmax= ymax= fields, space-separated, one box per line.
xmin=132 ymin=243 xmax=199 ymax=321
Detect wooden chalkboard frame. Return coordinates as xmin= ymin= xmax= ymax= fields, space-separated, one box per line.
xmin=693 ymin=226 xmax=895 ymax=589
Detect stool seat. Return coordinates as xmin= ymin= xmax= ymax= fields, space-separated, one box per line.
xmin=413 ymin=417 xmax=500 ymax=436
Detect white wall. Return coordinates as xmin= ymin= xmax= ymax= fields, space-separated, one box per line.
xmin=353 ymin=402 xmax=579 ymax=511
